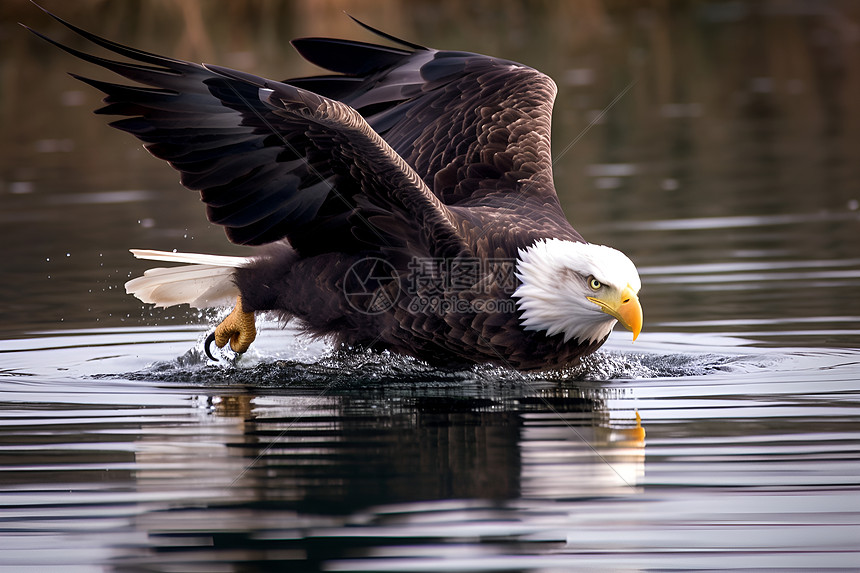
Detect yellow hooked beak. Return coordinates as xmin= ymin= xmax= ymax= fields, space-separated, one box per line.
xmin=587 ymin=284 xmax=643 ymax=341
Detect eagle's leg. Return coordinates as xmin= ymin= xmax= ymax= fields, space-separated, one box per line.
xmin=206 ymin=295 xmax=256 ymax=358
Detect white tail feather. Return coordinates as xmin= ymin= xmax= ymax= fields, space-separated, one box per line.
xmin=129 ymin=249 xmax=249 ymax=268
xmin=125 ymin=249 xmax=251 ymax=309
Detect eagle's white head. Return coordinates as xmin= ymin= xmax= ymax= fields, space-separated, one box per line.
xmin=513 ymin=238 xmax=643 ymax=345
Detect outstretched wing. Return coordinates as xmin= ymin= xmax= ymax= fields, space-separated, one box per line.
xmin=27 ymin=11 xmax=432 ymax=253
xmin=293 ymin=23 xmax=566 ymax=214
xmin=207 ymin=67 xmax=472 ymax=260
xmin=29 ymin=7 xmax=573 ymax=255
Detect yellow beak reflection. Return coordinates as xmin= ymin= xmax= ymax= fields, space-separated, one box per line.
xmin=587 ymin=284 xmax=643 ymax=341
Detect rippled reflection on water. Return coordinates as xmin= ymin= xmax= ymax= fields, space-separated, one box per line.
xmin=2 ymin=325 xmax=860 ymax=571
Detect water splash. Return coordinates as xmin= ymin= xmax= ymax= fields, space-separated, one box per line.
xmin=119 ymin=343 xmax=753 ymax=386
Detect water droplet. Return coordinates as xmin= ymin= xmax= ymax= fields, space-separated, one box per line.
xmin=10 ymin=181 xmax=34 ymax=194
xmin=661 ymin=178 xmax=680 ymax=191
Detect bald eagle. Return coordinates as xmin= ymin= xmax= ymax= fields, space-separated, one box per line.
xmin=29 ymin=8 xmax=642 ymax=370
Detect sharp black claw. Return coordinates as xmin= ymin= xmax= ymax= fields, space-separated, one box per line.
xmin=204 ymin=331 xmax=220 ymax=361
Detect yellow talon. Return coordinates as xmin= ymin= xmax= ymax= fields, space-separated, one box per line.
xmin=213 ymin=295 xmax=257 ymax=353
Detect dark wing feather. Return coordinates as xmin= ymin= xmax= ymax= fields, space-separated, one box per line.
xmin=290 ymin=42 xmax=561 ymax=204
xmin=31 ymin=7 xmax=578 ymax=255
xmin=290 ymin=37 xmax=415 ymax=76
xmin=287 ymin=36 xmax=577 ymax=238
xmin=203 ymin=65 xmax=470 ymax=259
xmin=28 ymin=15 xmax=358 ymax=248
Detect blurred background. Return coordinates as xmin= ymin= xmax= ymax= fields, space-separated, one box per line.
xmin=1 ymin=6 xmax=859 ymax=570
xmin=1 ymin=0 xmax=859 ymax=343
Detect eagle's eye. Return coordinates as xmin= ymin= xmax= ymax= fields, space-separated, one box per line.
xmin=588 ymin=277 xmax=602 ymax=290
